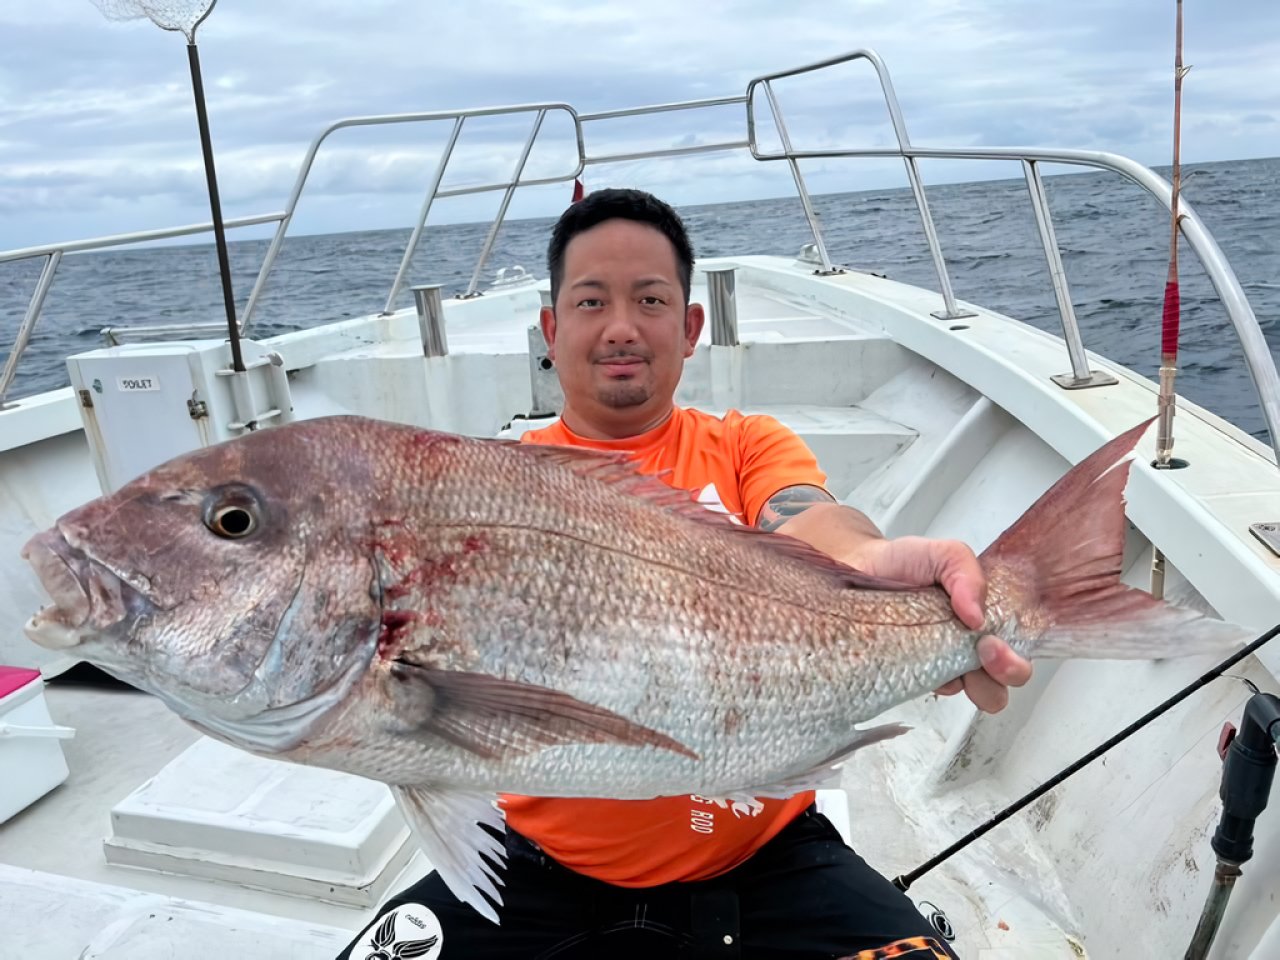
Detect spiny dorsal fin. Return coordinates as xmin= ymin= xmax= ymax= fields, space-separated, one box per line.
xmin=506 ymin=440 xmax=915 ymax=592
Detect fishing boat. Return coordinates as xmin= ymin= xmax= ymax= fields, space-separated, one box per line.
xmin=1 ymin=41 xmax=1278 ymax=958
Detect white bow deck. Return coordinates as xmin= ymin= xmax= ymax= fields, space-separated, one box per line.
xmin=2 ymin=259 xmax=1277 ymax=957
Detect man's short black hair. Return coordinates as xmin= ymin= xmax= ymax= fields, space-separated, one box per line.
xmin=547 ymin=188 xmax=695 ymax=307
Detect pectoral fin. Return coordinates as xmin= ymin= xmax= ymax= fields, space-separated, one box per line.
xmin=388 ymin=662 xmax=698 ymax=761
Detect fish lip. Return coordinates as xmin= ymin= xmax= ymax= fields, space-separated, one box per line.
xmin=21 ymin=528 xmax=147 ymax=650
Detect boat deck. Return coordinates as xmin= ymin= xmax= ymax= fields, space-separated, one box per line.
xmin=2 ymin=259 xmax=1278 ymax=957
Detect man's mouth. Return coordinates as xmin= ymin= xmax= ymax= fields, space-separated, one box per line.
xmin=597 ymin=355 xmax=646 ymax=377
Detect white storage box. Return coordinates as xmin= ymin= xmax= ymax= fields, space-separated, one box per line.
xmin=0 ymin=667 xmax=73 ymax=823
xmin=104 ymin=736 xmax=413 ymax=907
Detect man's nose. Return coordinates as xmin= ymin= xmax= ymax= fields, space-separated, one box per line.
xmin=602 ymin=304 xmax=641 ymax=343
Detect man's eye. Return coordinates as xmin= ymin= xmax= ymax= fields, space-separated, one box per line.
xmin=640 ymin=296 xmax=665 ymax=306
xmin=577 ymin=298 xmax=604 ymax=309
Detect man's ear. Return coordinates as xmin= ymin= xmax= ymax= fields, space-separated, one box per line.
xmin=683 ymin=303 xmax=705 ymax=357
xmin=540 ymin=305 xmax=557 ymax=363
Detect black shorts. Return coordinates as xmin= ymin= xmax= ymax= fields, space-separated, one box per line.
xmin=335 ymin=806 xmax=957 ymax=959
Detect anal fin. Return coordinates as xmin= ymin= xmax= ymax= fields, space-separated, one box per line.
xmin=392 ymin=785 xmax=508 ymax=924
xmin=737 ymin=722 xmax=911 ymax=799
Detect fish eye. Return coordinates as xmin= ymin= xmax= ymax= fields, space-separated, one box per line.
xmin=210 ymin=505 xmax=256 ymax=538
xmin=202 ymin=487 xmax=262 ymax=540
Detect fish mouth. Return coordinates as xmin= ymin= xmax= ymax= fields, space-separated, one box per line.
xmin=21 ymin=530 xmax=141 ymax=650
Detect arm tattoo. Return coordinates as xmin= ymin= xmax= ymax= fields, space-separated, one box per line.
xmin=755 ymin=485 xmax=836 ymax=531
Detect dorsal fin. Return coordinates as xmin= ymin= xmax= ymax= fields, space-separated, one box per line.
xmin=727 ymin=527 xmax=918 ymax=591
xmin=505 ymin=440 xmax=915 ymax=592
xmin=510 ymin=442 xmax=699 ymax=513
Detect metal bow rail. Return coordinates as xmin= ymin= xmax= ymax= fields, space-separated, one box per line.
xmin=3 ymin=49 xmax=1277 ymax=464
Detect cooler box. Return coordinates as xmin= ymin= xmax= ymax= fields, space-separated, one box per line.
xmin=0 ymin=667 xmax=73 ymax=823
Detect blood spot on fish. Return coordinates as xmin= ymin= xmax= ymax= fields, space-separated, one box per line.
xmin=386 ymin=557 xmax=459 ymax=597
xmin=379 ymin=610 xmax=418 ymax=659
xmin=383 ymin=534 xmax=489 ymax=600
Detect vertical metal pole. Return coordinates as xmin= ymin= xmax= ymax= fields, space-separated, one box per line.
xmin=706 ymin=268 xmax=740 ymax=346
xmin=760 ymin=81 xmax=835 ymax=273
xmin=1184 ymin=862 xmax=1241 ymax=959
xmin=0 ymin=250 xmax=62 ymax=407
xmin=464 ymin=110 xmax=548 ymax=298
xmin=383 ymin=116 xmax=466 ymax=314
xmin=903 ymin=156 xmax=972 ymax=321
xmin=239 ymin=215 xmax=287 ymax=337
xmin=413 ymin=285 xmax=448 ymax=357
xmin=1022 ymin=161 xmax=1117 ymax=390
xmin=1023 ymin=160 xmax=1090 ymax=381
xmin=187 ymin=41 xmax=244 ymax=372
xmin=228 ymin=368 xmax=257 ymax=432
xmin=859 ymin=50 xmax=969 ymax=319
xmin=1150 ymin=546 xmax=1167 ymax=600
xmin=265 ymin=352 xmax=295 ymax=424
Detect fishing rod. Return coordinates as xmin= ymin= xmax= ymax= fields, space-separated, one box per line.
xmin=1155 ymin=0 xmax=1189 ymax=470
xmin=1151 ymin=0 xmax=1191 ymax=599
xmin=893 ymin=620 xmax=1280 ymax=893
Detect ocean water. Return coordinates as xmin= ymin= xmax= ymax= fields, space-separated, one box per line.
xmin=2 ymin=157 xmax=1277 ymax=441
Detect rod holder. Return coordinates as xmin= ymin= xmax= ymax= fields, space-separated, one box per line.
xmin=1186 ymin=692 xmax=1280 ymax=958
xmin=412 ymin=284 xmax=449 ymax=358
xmin=706 ymin=268 xmax=740 ymax=347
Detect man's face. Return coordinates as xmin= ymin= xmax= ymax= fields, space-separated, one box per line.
xmin=541 ymin=218 xmax=704 ymax=439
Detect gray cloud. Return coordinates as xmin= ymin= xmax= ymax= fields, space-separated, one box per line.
xmin=2 ymin=0 xmax=1278 ymax=248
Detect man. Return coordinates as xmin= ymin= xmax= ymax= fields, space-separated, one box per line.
xmin=339 ymin=188 xmax=1030 ymax=959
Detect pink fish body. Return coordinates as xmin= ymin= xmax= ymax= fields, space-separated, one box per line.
xmin=22 ymin=416 xmax=1244 ymax=920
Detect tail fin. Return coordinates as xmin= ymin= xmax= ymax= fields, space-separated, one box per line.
xmin=980 ymin=418 xmax=1249 ymax=660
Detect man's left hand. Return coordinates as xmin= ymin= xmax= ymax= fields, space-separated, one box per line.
xmin=847 ymin=536 xmax=1032 ymax=713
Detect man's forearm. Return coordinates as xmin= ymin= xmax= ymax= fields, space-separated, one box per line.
xmin=771 ymin=501 xmax=885 ymax=568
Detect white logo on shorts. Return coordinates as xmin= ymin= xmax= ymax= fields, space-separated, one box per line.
xmin=348 ymin=903 xmax=444 ymax=960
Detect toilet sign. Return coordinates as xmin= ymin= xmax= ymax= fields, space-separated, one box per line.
xmin=117 ymin=376 xmax=160 ymax=392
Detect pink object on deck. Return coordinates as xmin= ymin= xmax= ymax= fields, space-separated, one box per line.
xmin=0 ymin=666 xmax=42 ymax=701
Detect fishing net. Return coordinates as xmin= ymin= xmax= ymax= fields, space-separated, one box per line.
xmin=88 ymin=0 xmax=244 ymax=369
xmin=89 ymin=0 xmax=217 ymax=43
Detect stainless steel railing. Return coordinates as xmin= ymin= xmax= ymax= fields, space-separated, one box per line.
xmin=2 ymin=49 xmax=1277 ymax=463
xmin=239 ymin=102 xmax=584 ymax=330
xmin=0 ymin=212 xmax=285 ymax=404
xmin=743 ymin=50 xmax=1278 ymax=453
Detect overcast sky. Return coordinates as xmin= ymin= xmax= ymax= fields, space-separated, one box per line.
xmin=2 ymin=0 xmax=1278 ymax=249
